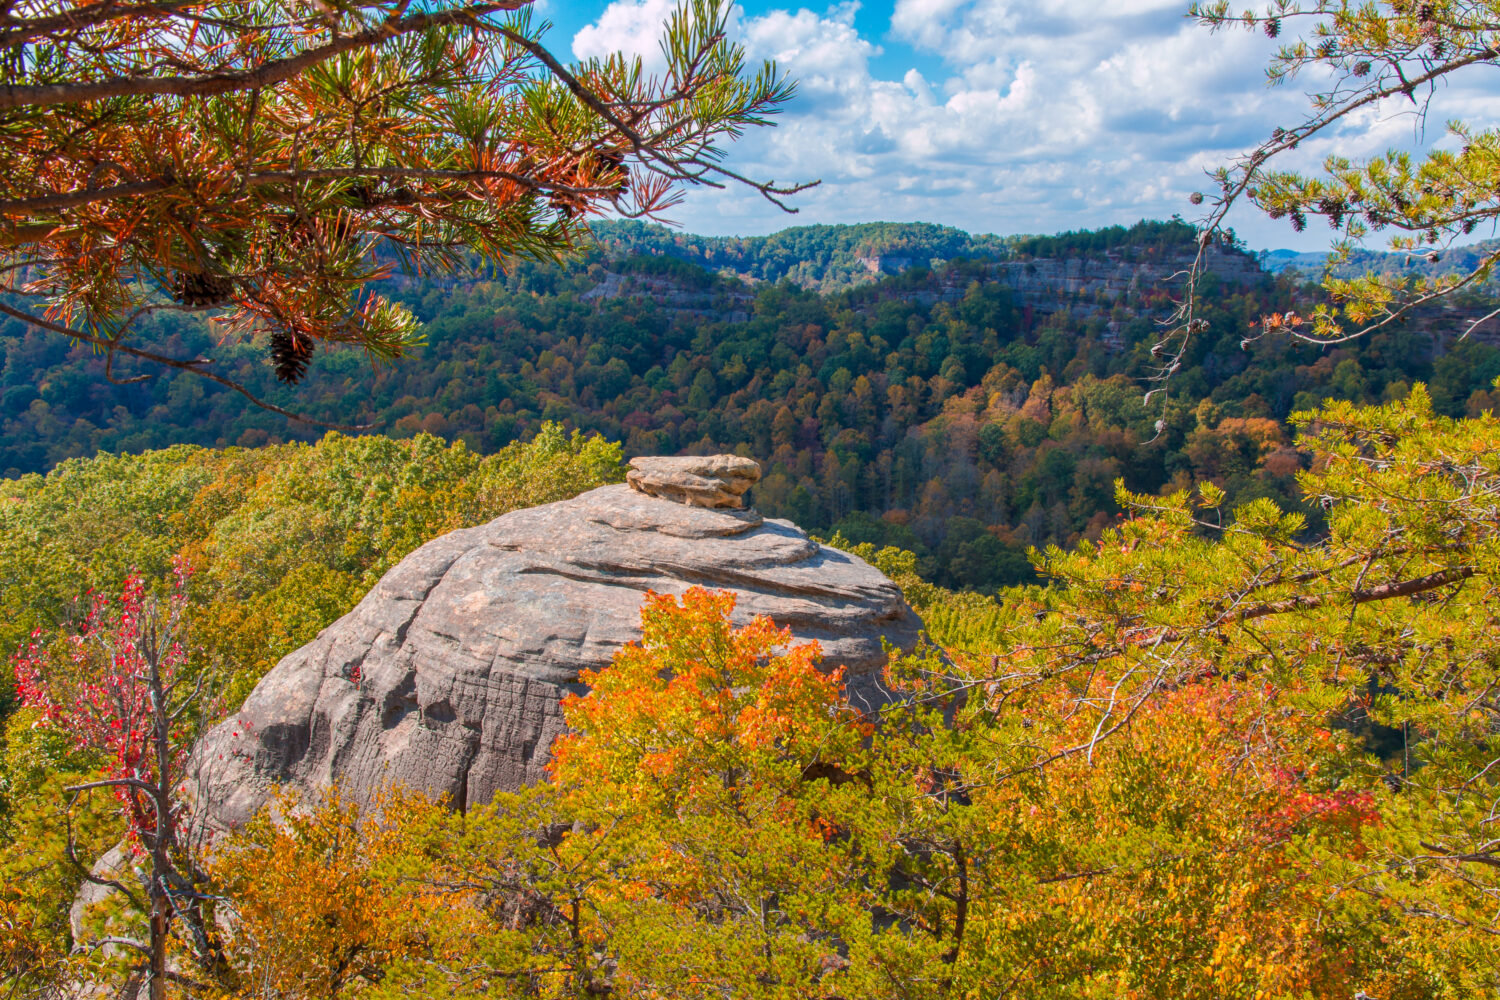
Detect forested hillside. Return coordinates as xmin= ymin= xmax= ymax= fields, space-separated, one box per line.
xmin=8 ymin=219 xmax=1498 ymax=592
xmin=1262 ymin=236 xmax=1500 ymax=282
xmin=0 ymin=427 xmax=623 ymax=718
xmin=12 ymin=0 xmax=1500 ymax=993
xmin=7 ymin=392 xmax=1499 ymax=998
xmin=5 ymin=228 xmax=1500 ymax=998
xmin=588 ymin=219 xmax=1011 ymax=290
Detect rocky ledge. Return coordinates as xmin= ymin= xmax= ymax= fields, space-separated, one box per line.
xmin=192 ymin=461 xmax=922 ymax=831
xmin=626 ymin=454 xmax=761 ymax=508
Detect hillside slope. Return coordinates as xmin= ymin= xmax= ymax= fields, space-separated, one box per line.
xmin=1261 ymin=237 xmax=1500 ymax=282
xmin=587 ymin=219 xmax=1011 ymax=291
xmin=4 ymin=219 xmax=1498 ymax=592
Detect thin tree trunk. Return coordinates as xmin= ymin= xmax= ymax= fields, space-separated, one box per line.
xmin=148 ymin=634 xmax=172 ymax=1000
xmin=148 ymin=882 xmax=168 ymax=1000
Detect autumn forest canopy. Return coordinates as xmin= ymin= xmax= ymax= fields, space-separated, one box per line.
xmin=5 ymin=1 xmax=1500 ymax=998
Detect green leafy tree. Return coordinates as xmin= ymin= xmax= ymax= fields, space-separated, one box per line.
xmin=937 ymin=385 xmax=1500 ymax=991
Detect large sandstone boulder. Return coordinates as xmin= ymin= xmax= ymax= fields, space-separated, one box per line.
xmin=192 ymin=479 xmax=923 ymax=830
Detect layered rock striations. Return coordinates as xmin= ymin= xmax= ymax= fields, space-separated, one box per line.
xmin=192 ymin=460 xmax=922 ymax=831
xmin=625 ymin=454 xmax=761 ymax=508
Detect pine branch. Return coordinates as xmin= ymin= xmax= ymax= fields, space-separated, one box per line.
xmin=0 ymin=2 xmax=530 ymax=111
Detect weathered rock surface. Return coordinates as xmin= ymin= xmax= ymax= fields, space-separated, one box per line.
xmin=191 ymin=483 xmax=922 ymax=831
xmin=626 ymin=454 xmax=761 ymax=508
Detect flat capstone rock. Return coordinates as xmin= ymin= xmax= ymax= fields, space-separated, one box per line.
xmin=625 ymin=453 xmax=762 ymax=508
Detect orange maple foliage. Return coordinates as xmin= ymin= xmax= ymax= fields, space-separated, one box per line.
xmin=553 ymin=587 xmax=861 ymax=795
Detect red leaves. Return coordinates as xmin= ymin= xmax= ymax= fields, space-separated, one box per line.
xmin=12 ymin=561 xmax=196 ymax=848
xmin=1261 ymin=788 xmax=1380 ymax=847
xmin=1260 ymin=763 xmax=1380 ymax=844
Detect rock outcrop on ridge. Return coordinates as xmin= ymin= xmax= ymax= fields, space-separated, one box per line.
xmin=192 ymin=460 xmax=923 ymax=831
xmin=625 ymin=454 xmax=761 ymax=508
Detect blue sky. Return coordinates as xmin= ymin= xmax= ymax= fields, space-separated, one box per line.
xmin=536 ymin=0 xmax=1498 ymax=252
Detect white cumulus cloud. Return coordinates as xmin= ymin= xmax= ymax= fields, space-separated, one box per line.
xmin=571 ymin=0 xmax=1500 ymax=249
xmin=572 ymin=0 xmax=681 ymax=70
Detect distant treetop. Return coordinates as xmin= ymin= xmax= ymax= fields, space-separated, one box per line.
xmin=1009 ymin=219 xmax=1211 ymax=260
xmin=587 ymin=220 xmax=1010 ymax=291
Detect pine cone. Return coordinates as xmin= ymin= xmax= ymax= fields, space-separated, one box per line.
xmin=269 ymin=332 xmax=314 ymax=384
xmin=172 ymin=270 xmax=234 ymax=308
xmin=598 ymin=149 xmax=630 ymax=195
xmin=548 ymin=191 xmax=586 ymax=219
